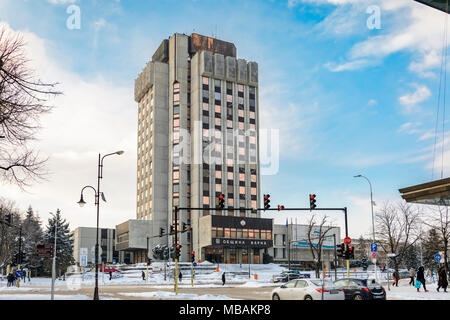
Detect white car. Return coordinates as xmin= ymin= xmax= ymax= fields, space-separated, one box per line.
xmin=271 ymin=279 xmax=345 ymax=300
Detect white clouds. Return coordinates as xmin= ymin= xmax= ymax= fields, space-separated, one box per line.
xmin=367 ymin=99 xmax=377 ymax=107
xmin=0 ymin=22 xmax=136 ymax=229
xmin=398 ymin=84 xmax=431 ymax=114
xmin=308 ymin=0 xmax=449 ymax=76
xmin=324 ymin=59 xmax=377 ymax=72
xmin=46 ymin=0 xmax=77 ymax=4
xmin=397 ymin=122 xmax=422 ymax=135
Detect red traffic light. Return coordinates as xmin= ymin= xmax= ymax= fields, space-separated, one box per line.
xmin=192 ymin=251 xmax=195 ymax=255
xmin=219 ymin=194 xmax=224 ymax=199
xmin=278 ymin=205 xmax=285 ymax=211
xmin=310 ymin=194 xmax=316 ymax=200
xmin=264 ymin=194 xmax=270 ymax=200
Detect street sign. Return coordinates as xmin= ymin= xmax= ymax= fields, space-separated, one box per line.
xmin=371 ymin=243 xmax=378 ymax=252
xmin=193 ymin=262 xmax=197 ymax=267
xmin=36 ymin=244 xmax=54 ymax=258
xmin=435 ymin=253 xmax=442 ymax=262
xmin=344 ymin=237 xmax=351 ymax=245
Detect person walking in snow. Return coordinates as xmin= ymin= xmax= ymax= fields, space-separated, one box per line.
xmin=109 ymin=270 xmax=112 ymax=281
xmin=417 ymin=266 xmax=428 ymax=292
xmin=437 ymin=266 xmax=448 ymax=292
xmin=141 ymin=271 xmax=145 ymax=281
xmin=6 ymin=273 xmax=12 ymax=287
xmin=393 ymin=270 xmax=399 ymax=287
xmin=222 ymin=272 xmax=226 ymax=286
xmin=178 ymin=272 xmax=183 ymax=283
xmin=409 ymin=267 xmax=415 ymax=286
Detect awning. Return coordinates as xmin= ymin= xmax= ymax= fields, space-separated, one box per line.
xmin=399 ymin=177 xmax=450 ymax=205
xmin=414 ymin=0 xmax=450 ymax=14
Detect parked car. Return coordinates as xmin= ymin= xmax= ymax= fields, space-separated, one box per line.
xmin=272 ymin=271 xmax=310 ymax=283
xmin=333 ymin=278 xmax=386 ymax=300
xmin=271 ymin=279 xmax=345 ymax=300
xmin=99 ymin=266 xmax=121 ymax=273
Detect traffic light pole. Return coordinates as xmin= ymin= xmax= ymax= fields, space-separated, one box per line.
xmin=174 ymin=206 xmax=179 ymax=295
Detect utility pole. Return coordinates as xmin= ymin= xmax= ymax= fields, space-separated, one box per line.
xmin=51 ymin=217 xmax=58 ymax=300
xmin=174 ymin=206 xmax=179 ymax=295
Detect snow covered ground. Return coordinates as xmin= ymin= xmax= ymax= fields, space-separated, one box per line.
xmin=1 ymin=263 xmax=449 ymax=300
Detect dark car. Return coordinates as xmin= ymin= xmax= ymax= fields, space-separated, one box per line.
xmin=333 ymin=278 xmax=386 ymax=300
xmin=273 ymin=271 xmax=310 ymax=283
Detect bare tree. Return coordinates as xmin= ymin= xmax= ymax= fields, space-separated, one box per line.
xmin=0 ymin=26 xmax=61 ymax=188
xmin=306 ymin=214 xmax=335 ymax=278
xmin=375 ymin=201 xmax=422 ymax=273
xmin=422 ymin=204 xmax=450 ymax=275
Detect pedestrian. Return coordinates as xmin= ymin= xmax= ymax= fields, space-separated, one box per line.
xmin=12 ymin=273 xmax=16 ymax=287
xmin=141 ymin=271 xmax=145 ymax=281
xmin=179 ymin=272 xmax=182 ymax=283
xmin=437 ymin=266 xmax=448 ymax=292
xmin=6 ymin=273 xmax=12 ymax=287
xmin=22 ymin=269 xmax=26 ymax=283
xmin=222 ymin=272 xmax=226 ymax=286
xmin=109 ymin=270 xmax=112 ymax=281
xmin=393 ymin=270 xmax=399 ymax=287
xmin=409 ymin=267 xmax=415 ymax=286
xmin=416 ymin=266 xmax=428 ymax=292
xmin=27 ymin=270 xmax=31 ymax=282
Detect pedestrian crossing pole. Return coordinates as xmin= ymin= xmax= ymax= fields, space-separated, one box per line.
xmin=174 ymin=206 xmax=179 ymax=295
xmin=191 ymin=262 xmax=194 ymax=287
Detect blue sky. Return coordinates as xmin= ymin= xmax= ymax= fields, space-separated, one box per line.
xmin=0 ymin=0 xmax=449 ymax=239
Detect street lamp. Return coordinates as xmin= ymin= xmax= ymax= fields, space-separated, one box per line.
xmin=354 ymin=174 xmax=378 ymax=282
xmin=77 ymin=150 xmax=124 ymax=300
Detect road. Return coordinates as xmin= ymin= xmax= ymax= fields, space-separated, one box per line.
xmin=0 ymin=283 xmax=276 ymax=300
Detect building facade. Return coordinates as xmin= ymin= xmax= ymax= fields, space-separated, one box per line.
xmin=117 ymin=32 xmax=270 ymax=264
xmin=73 ymin=227 xmax=118 ymax=266
xmin=269 ymin=224 xmax=341 ymax=269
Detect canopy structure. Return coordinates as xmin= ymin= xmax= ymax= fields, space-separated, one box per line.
xmin=399 ymin=177 xmax=450 ymax=206
xmin=414 ymin=0 xmax=450 ymax=14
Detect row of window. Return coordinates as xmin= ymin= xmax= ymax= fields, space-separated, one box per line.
xmin=211 ymin=227 xmax=272 ymax=240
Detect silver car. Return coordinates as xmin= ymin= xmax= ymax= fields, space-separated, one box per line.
xmin=271 ymin=279 xmax=345 ymax=300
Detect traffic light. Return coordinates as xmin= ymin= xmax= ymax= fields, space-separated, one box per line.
xmin=218 ymin=193 xmax=225 ymax=209
xmin=175 ymin=244 xmax=182 ymax=259
xmin=277 ymin=205 xmax=285 ymax=211
xmin=5 ymin=214 xmax=12 ymax=225
xmin=336 ymin=243 xmax=345 ymax=258
xmin=264 ymin=194 xmax=271 ymax=210
xmin=309 ymin=194 xmax=317 ymax=210
xmin=191 ymin=251 xmax=195 ymax=263
xmin=159 ymin=228 xmax=165 ymax=237
xmin=182 ymin=222 xmax=188 ymax=233
xmin=146 ymin=257 xmax=151 ymax=265
xmin=348 ymin=246 xmax=355 ymax=259
xmin=169 ymin=245 xmax=175 ymax=259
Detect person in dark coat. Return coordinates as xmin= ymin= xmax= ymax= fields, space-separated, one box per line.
xmin=417 ymin=266 xmax=428 ymax=292
xmin=109 ymin=270 xmax=112 ymax=281
xmin=392 ymin=271 xmax=399 ymax=287
xmin=437 ymin=266 xmax=448 ymax=292
xmin=6 ymin=273 xmax=12 ymax=287
xmin=222 ymin=272 xmax=226 ymax=286
xmin=178 ymin=272 xmax=182 ymax=282
xmin=141 ymin=271 xmax=145 ymax=281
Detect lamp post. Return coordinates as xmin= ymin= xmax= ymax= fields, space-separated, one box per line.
xmin=77 ymin=150 xmax=124 ymax=300
xmin=354 ymin=174 xmax=378 ymax=282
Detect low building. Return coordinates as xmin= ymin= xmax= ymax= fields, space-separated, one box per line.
xmin=268 ymin=224 xmax=341 ymax=270
xmin=73 ymin=227 xmax=118 ymax=266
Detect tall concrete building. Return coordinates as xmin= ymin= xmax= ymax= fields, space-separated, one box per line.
xmin=117 ymin=33 xmax=272 ymax=264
